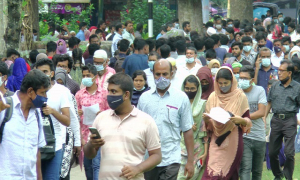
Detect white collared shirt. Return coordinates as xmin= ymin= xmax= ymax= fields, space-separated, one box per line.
xmin=271 ymin=52 xmax=284 ymax=68
xmin=176 ymin=55 xmax=187 ymax=68
xmin=0 ymin=92 xmax=46 ymax=180
xmin=144 ymin=68 xmax=155 ymax=90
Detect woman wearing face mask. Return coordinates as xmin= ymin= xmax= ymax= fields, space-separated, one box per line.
xmin=202 ymin=67 xmax=252 ymax=180
xmin=131 ymin=70 xmax=150 ymax=107
xmin=177 ymin=75 xmax=207 ymax=180
xmin=56 ymin=39 xmax=67 ymax=55
xmin=6 ymin=58 xmax=28 ymax=92
xmin=207 ymin=59 xmax=220 ymax=78
xmin=232 ymin=62 xmax=242 ymax=81
xmin=196 ymin=67 xmax=214 ymax=101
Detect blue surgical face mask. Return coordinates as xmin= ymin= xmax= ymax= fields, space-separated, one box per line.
xmin=234 ymin=74 xmax=240 ymax=81
xmin=134 ymin=86 xmax=146 ymax=91
xmin=262 ymin=58 xmax=271 ymax=67
xmin=274 ymin=19 xmax=279 ymax=23
xmin=228 ymin=24 xmax=233 ymax=28
xmin=197 ymin=52 xmax=205 ymax=57
xmin=279 ymin=17 xmax=284 ymax=22
xmin=155 ymin=76 xmax=170 ymax=90
xmin=32 ymin=92 xmax=48 ymax=108
xmin=243 ymin=45 xmax=252 ymax=52
xmin=238 ymin=79 xmax=251 ymax=90
xmin=82 ymin=77 xmax=94 ymax=87
xmin=94 ymin=64 xmax=104 ymax=72
xmin=107 ymin=95 xmax=124 ymax=110
xmin=148 ymin=61 xmax=155 ymax=70
xmin=186 ymin=57 xmax=194 ymax=64
xmin=283 ymin=45 xmax=290 ymax=52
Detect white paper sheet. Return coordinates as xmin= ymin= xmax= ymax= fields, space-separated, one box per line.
xmin=204 ymin=107 xmax=231 ymax=124
xmin=82 ymin=104 xmax=100 ymax=125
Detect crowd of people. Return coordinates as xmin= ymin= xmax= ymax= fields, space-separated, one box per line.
xmin=1 ymin=10 xmax=300 ymax=180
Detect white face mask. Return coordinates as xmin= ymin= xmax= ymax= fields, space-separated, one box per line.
xmin=211 ymin=68 xmax=219 ymax=75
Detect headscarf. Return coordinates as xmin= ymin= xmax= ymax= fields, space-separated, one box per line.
xmin=207 ymin=59 xmax=220 ymax=69
xmin=85 ymin=30 xmax=91 ymax=41
xmin=288 ymin=46 xmax=300 ymax=60
xmin=196 ymin=67 xmax=214 ymax=100
xmin=56 ymin=39 xmax=67 ymax=54
xmin=205 ymin=66 xmax=249 ymax=137
xmin=89 ymin=26 xmax=97 ymax=33
xmin=232 ymin=62 xmax=242 ymax=69
xmin=55 ymin=68 xmax=67 ymax=86
xmin=6 ymin=58 xmax=28 ymax=92
xmin=222 ymin=63 xmax=232 ymax=70
xmin=263 ymin=17 xmax=272 ymax=28
xmin=272 ymin=24 xmax=283 ymax=40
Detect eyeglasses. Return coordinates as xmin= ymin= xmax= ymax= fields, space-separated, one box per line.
xmin=278 ymin=69 xmax=288 ymax=73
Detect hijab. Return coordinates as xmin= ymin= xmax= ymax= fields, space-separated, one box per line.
xmin=263 ymin=17 xmax=272 ymax=28
xmin=207 ymin=59 xmax=220 ymax=69
xmin=272 ymin=24 xmax=282 ymax=40
xmin=196 ymin=67 xmax=214 ymax=100
xmin=222 ymin=63 xmax=232 ymax=70
xmin=56 ymin=39 xmax=67 ymax=54
xmin=206 ymin=66 xmax=249 ymax=137
xmin=55 ymin=68 xmax=67 ymax=86
xmin=7 ymin=58 xmax=28 ymax=92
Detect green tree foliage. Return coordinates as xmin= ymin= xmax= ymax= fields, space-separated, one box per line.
xmin=120 ymin=0 xmax=175 ymax=37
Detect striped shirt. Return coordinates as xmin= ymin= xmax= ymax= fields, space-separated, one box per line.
xmin=93 ymin=106 xmax=161 ymax=179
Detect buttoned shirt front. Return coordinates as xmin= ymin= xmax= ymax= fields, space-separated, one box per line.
xmin=271 ymin=52 xmax=284 ymax=68
xmin=138 ymin=87 xmax=193 ymax=166
xmin=257 ymin=66 xmax=275 ymax=93
xmin=0 ymin=92 xmax=46 ymax=180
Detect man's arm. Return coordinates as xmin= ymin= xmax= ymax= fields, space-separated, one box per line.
xmin=43 ymin=106 xmax=70 ymax=126
xmin=250 ymin=103 xmax=266 ymax=120
xmin=254 ymin=56 xmax=261 ymax=85
xmin=183 ymin=129 xmax=194 ymax=179
xmin=264 ymin=102 xmax=272 ymax=119
xmin=36 ymin=150 xmax=42 ymax=180
xmin=83 ymin=134 xmax=104 ymax=159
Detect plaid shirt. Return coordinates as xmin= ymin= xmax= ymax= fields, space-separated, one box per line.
xmin=242 ymin=50 xmax=257 ymax=65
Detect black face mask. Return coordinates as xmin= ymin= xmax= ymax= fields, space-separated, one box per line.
xmin=280 ymin=76 xmax=290 ymax=84
xmin=201 ymin=84 xmax=209 ymax=92
xmin=185 ymin=91 xmax=197 ymax=100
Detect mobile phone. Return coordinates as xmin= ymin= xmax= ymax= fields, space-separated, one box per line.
xmin=196 ymin=159 xmax=203 ymax=169
xmin=89 ymin=127 xmax=101 ymax=139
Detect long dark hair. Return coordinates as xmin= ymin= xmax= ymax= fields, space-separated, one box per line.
xmin=216 ymin=68 xmax=233 ymax=81
xmin=72 ymin=48 xmax=83 ymax=70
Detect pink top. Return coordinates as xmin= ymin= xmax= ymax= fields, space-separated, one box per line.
xmin=75 ymin=83 xmax=110 ymax=142
xmin=106 ymin=66 xmax=116 ymax=74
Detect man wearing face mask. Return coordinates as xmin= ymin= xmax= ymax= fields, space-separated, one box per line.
xmin=225 ymin=27 xmax=235 ymax=47
xmin=84 ymin=73 xmax=162 ymax=179
xmin=241 ymin=35 xmax=257 ymax=65
xmin=254 ymin=47 xmax=276 ymax=94
xmin=282 ymin=36 xmax=293 ymax=53
xmin=265 ymin=60 xmax=300 ymax=180
xmin=138 ymin=59 xmax=195 ymax=180
xmin=215 ymin=18 xmax=226 ymax=35
xmin=91 ymin=50 xmax=115 ymax=91
xmin=0 ymin=69 xmax=50 ymax=180
xmin=271 ymin=39 xmax=284 ymax=68
xmin=238 ymin=66 xmax=267 ymax=180
xmin=144 ymin=52 xmax=160 ymax=90
xmin=227 ymin=42 xmax=252 ymax=66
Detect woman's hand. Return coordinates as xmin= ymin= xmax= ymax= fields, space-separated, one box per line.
xmin=230 ymin=116 xmax=247 ymax=126
xmin=199 ymin=153 xmax=207 ymax=166
xmin=202 ymin=114 xmax=210 ymax=122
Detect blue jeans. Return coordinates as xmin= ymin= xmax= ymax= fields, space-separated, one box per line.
xmin=239 ymin=138 xmax=266 ymax=180
xmin=84 ymin=148 xmax=101 ymax=180
xmin=42 ymin=148 xmax=64 ymax=180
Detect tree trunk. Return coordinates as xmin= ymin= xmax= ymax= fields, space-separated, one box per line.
xmin=228 ymin=0 xmax=253 ymax=23
xmin=22 ymin=0 xmax=34 ymax=50
xmin=177 ymin=0 xmax=203 ymax=33
xmin=0 ymin=0 xmax=8 ymax=56
xmin=32 ymin=0 xmax=39 ymax=41
xmin=4 ymin=0 xmax=22 ymax=50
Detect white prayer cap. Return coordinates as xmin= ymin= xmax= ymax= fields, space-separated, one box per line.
xmin=93 ymin=49 xmax=107 ymax=60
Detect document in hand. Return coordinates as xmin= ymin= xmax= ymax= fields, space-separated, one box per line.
xmin=204 ymin=107 xmax=231 ymax=124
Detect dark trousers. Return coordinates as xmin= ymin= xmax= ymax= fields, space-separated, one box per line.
xmin=144 ymin=163 xmax=181 ymax=180
xmin=269 ymin=115 xmax=297 ymax=180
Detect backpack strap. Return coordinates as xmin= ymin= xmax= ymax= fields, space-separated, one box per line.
xmin=0 ymin=97 xmax=13 ymax=143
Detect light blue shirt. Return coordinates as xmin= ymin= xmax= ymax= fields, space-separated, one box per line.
xmin=138 ymin=87 xmax=193 ymax=166
xmin=111 ymin=33 xmax=123 ymax=56
xmin=122 ymin=30 xmax=135 ymax=45
xmin=0 ymin=92 xmax=46 ymax=179
xmin=76 ymin=30 xmax=85 ymax=41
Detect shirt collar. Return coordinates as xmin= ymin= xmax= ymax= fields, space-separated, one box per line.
xmin=109 ymin=105 xmax=138 ymax=117
xmin=280 ymin=79 xmax=296 ymax=87
xmin=11 ymin=91 xmax=21 ymax=108
xmin=151 ymin=86 xmax=172 ymax=96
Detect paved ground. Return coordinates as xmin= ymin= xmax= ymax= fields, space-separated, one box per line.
xmin=70 ymin=165 xmax=85 ymax=180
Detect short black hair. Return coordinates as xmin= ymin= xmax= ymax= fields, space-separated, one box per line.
xmin=160 ymin=44 xmax=171 ymax=58
xmin=280 ymin=60 xmax=294 ymax=75
xmin=256 ymin=26 xmax=265 ymax=32
xmin=0 ymin=62 xmax=8 ymax=76
xmin=146 ymin=38 xmax=156 ymax=52
xmin=35 ymin=58 xmax=55 ymax=72
xmin=72 ymin=48 xmax=83 ymax=64
xmin=210 ymin=34 xmax=220 ymax=45
xmin=68 ymin=37 xmax=80 ymax=48
xmin=205 ymin=49 xmax=217 ymax=59
xmin=125 ymin=20 xmax=133 ymax=27
xmin=55 ymin=54 xmax=73 ymax=70
xmin=88 ymin=44 xmax=100 ymax=56
xmin=175 ymin=39 xmax=186 ymax=54
xmin=233 ymin=19 xmax=240 ymax=28
xmin=182 ymin=21 xmax=190 ymax=29
xmin=20 ymin=69 xmax=51 ymax=93
xmin=282 ymin=36 xmax=291 ymax=44
xmin=273 ymin=39 xmax=282 ymax=45
xmin=216 ymin=68 xmax=233 ymax=81
xmin=29 ymin=50 xmax=39 ymax=63
xmin=89 ymin=34 xmax=99 ymax=43
xmin=119 ymin=39 xmax=130 ymax=52
xmin=149 ymin=51 xmax=161 ymax=59
xmin=231 ymin=41 xmax=243 ymax=50
xmin=172 ymin=18 xmax=179 ymax=23
xmin=244 ymin=26 xmax=253 ymax=33
xmin=108 ymin=73 xmax=134 ymax=99
xmin=240 ymin=65 xmax=255 ymax=78
xmin=167 ymin=37 xmax=176 ymax=51
xmin=255 ymin=33 xmax=266 ymax=42
xmin=115 ymin=23 xmax=123 ymax=32
xmin=225 ymin=27 xmax=234 ymax=34
xmin=95 ymin=29 xmax=103 ymax=35
xmin=227 ymin=18 xmax=233 ymax=24
xmin=82 ymin=63 xmax=97 ymax=76
xmin=194 ymin=38 xmax=205 ymax=51
xmin=288 ymin=22 xmax=295 ymax=29
xmin=97 ymin=19 xmax=105 ymax=29
xmin=47 ymin=41 xmax=57 ymax=53
xmin=219 ymin=34 xmax=229 ymax=45
xmin=205 ymin=22 xmax=214 ymax=28
xmin=136 ymin=23 xmax=143 ymax=31
xmin=132 ymin=70 xmax=148 ymax=88
xmin=6 ymin=48 xmax=20 ymax=58
xmin=186 ymin=47 xmax=197 ymax=54
xmin=79 ymin=22 xmax=87 ymax=29
xmin=156 ymin=38 xmax=167 ymax=50
xmin=254 ymin=19 xmax=262 ymax=26
xmin=283 ymin=17 xmax=292 ymax=25
xmin=204 ymin=38 xmax=215 ymax=50
xmin=133 ymin=38 xmax=147 ymax=51
xmin=241 ymin=36 xmax=252 ymax=43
